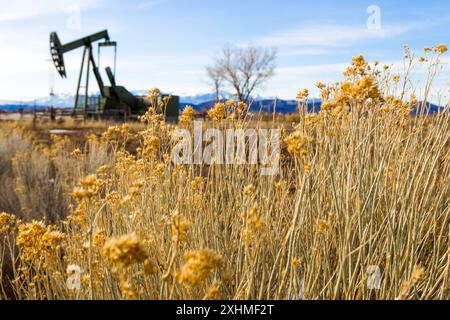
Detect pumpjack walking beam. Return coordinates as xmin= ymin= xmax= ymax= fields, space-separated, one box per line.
xmin=50 ymin=30 xmax=110 ymax=78
xmin=50 ymin=30 xmax=114 ymax=114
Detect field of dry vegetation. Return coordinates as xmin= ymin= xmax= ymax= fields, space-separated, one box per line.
xmin=0 ymin=46 xmax=449 ymax=300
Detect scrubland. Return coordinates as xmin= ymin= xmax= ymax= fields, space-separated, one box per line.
xmin=0 ymin=45 xmax=449 ymax=300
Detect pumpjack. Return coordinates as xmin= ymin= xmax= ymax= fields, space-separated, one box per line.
xmin=50 ymin=30 xmax=179 ymax=121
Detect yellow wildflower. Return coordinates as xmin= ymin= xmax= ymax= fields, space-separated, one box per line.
xmin=180 ymin=105 xmax=197 ymax=125
xmin=102 ymin=233 xmax=148 ymax=271
xmin=0 ymin=212 xmax=17 ymax=234
xmin=147 ymin=87 xmax=161 ymax=97
xmin=208 ymin=103 xmax=226 ymax=123
xmin=171 ymin=211 xmax=189 ymax=245
xmin=296 ymin=89 xmax=309 ymax=100
xmin=176 ymin=249 xmax=223 ymax=287
xmin=243 ymin=184 xmax=256 ymax=197
xmin=71 ymin=148 xmax=82 ymax=157
xmin=433 ymin=44 xmax=448 ymax=54
xmin=316 ymin=219 xmax=331 ymax=235
xmin=285 ymin=131 xmax=313 ymax=158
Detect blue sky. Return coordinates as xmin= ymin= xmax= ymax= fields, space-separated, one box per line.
xmin=0 ymin=0 xmax=449 ymax=102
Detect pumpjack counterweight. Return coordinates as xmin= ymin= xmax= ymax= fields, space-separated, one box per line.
xmin=49 ymin=30 xmax=179 ymax=121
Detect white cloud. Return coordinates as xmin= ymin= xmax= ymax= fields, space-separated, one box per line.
xmin=276 ymin=63 xmax=348 ymax=77
xmin=255 ymin=24 xmax=410 ymax=49
xmin=0 ymin=0 xmax=103 ymax=22
xmin=280 ymin=48 xmax=346 ymax=57
xmin=136 ymin=0 xmax=166 ymax=10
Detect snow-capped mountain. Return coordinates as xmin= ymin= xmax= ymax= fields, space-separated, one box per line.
xmin=0 ymin=100 xmax=20 ymax=105
xmin=179 ymin=91 xmax=233 ymax=105
xmin=33 ymin=93 xmax=75 ymax=108
xmin=0 ymin=92 xmax=446 ymax=115
xmin=0 ymin=91 xmax=237 ymax=110
xmin=131 ymin=90 xmax=234 ymax=105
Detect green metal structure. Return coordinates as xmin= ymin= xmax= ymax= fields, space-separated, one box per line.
xmin=50 ymin=30 xmax=179 ymax=121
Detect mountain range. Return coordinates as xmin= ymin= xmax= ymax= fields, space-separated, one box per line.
xmin=0 ymin=91 xmax=233 ymax=110
xmin=0 ymin=92 xmax=446 ymax=115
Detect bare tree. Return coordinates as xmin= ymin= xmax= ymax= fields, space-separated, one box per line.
xmin=206 ymin=66 xmax=223 ymax=103
xmin=207 ymin=44 xmax=277 ymax=104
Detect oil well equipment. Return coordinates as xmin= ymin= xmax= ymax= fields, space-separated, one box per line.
xmin=50 ymin=30 xmax=179 ymax=121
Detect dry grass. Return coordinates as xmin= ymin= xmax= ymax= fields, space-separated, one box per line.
xmin=0 ymin=46 xmax=449 ymax=300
